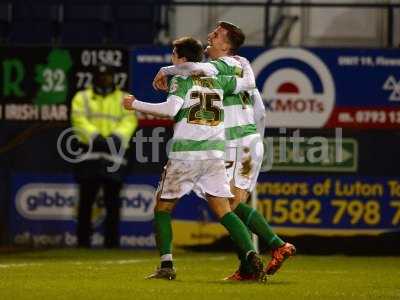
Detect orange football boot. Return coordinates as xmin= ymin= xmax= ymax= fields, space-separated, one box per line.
xmin=265 ymin=242 xmax=296 ymax=275
xmin=223 ymin=270 xmax=258 ymax=281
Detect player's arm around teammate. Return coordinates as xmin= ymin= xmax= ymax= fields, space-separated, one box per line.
xmin=123 ymin=37 xmax=266 ymax=282
xmin=150 ymin=22 xmax=296 ymax=280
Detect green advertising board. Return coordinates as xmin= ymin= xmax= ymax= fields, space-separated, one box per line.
xmin=262 ymin=137 xmax=358 ymax=172
xmin=0 ymin=47 xmax=129 ymax=121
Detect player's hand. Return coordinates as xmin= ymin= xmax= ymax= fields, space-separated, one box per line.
xmin=190 ymin=70 xmax=206 ymax=76
xmin=123 ymin=94 xmax=136 ymax=110
xmin=152 ymin=70 xmax=168 ymax=92
xmin=233 ymin=55 xmax=250 ymax=68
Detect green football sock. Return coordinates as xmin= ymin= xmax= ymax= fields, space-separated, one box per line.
xmin=234 ymin=202 xmax=285 ymax=249
xmin=236 ymin=231 xmax=254 ymax=275
xmin=220 ymin=212 xmax=255 ymax=255
xmin=230 ymin=225 xmax=254 ymax=274
xmin=154 ymin=211 xmax=172 ymax=256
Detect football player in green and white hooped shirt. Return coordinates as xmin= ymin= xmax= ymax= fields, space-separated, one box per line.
xmin=123 ymin=37 xmax=267 ymax=282
xmin=153 ymin=22 xmax=296 ymax=281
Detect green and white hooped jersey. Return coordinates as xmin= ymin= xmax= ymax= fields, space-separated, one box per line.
xmin=211 ymin=56 xmax=259 ymax=147
xmin=168 ymin=75 xmax=237 ymax=160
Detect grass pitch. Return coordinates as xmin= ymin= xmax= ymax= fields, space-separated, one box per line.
xmin=0 ymin=249 xmax=399 ymax=300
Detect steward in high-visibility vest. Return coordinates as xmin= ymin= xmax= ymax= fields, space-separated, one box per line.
xmin=70 ymin=64 xmax=137 ymax=248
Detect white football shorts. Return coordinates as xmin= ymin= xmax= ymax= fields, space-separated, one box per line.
xmin=157 ymin=159 xmax=234 ymax=200
xmin=225 ymin=135 xmax=264 ymax=192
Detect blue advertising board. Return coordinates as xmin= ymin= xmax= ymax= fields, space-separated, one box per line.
xmin=130 ymin=47 xmax=173 ymax=126
xmin=131 ymin=47 xmax=400 ymax=128
xmin=9 ymin=173 xmax=212 ymax=248
xmin=256 ymin=174 xmax=400 ymax=236
xmin=9 ymin=172 xmax=400 ymax=248
xmin=10 ymin=174 xmax=158 ymax=248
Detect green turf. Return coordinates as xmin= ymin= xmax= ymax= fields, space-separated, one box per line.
xmin=0 ymin=249 xmax=399 ymax=300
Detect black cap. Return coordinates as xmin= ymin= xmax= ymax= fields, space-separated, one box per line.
xmin=93 ymin=63 xmax=116 ymax=95
xmin=94 ymin=63 xmax=115 ymax=76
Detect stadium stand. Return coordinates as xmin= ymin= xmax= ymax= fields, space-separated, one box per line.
xmin=0 ymin=0 xmax=167 ymax=45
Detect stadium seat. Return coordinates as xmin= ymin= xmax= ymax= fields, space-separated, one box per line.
xmin=2 ymin=0 xmax=167 ymax=45
xmin=64 ymin=4 xmax=112 ymax=22
xmin=0 ymin=3 xmax=12 ymax=43
xmin=8 ymin=2 xmax=62 ymax=44
xmin=114 ymin=4 xmax=156 ymax=45
xmin=115 ymin=5 xmax=154 ymax=22
xmin=117 ymin=22 xmax=155 ymax=45
xmin=60 ymin=21 xmax=108 ymax=45
xmin=9 ymin=21 xmax=54 ymax=44
xmin=62 ymin=4 xmax=114 ymax=44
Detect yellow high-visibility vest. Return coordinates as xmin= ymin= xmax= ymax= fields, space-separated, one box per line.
xmin=71 ymin=87 xmax=137 ymax=148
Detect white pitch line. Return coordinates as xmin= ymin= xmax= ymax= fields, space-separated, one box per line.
xmin=284 ymin=270 xmax=349 ymax=274
xmin=70 ymin=259 xmax=152 ymax=265
xmin=203 ymin=256 xmax=228 ymax=261
xmin=98 ymin=259 xmax=148 ymax=265
xmin=0 ymin=256 xmax=229 ymax=268
xmin=0 ymin=263 xmax=43 ymax=268
xmin=71 ymin=259 xmax=147 ymax=265
xmin=177 ymin=255 xmax=229 ymax=261
xmin=0 ymin=259 xmax=148 ymax=268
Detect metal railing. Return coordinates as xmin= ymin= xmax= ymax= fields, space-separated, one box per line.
xmin=163 ymin=1 xmax=400 ymax=47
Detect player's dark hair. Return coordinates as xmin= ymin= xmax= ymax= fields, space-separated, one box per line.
xmin=218 ymin=21 xmax=245 ymax=54
xmin=173 ymin=37 xmax=203 ymax=62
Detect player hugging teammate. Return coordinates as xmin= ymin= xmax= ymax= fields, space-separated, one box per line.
xmin=124 ymin=22 xmax=295 ymax=282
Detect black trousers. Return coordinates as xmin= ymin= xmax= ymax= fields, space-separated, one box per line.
xmin=76 ymin=178 xmax=122 ymax=248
